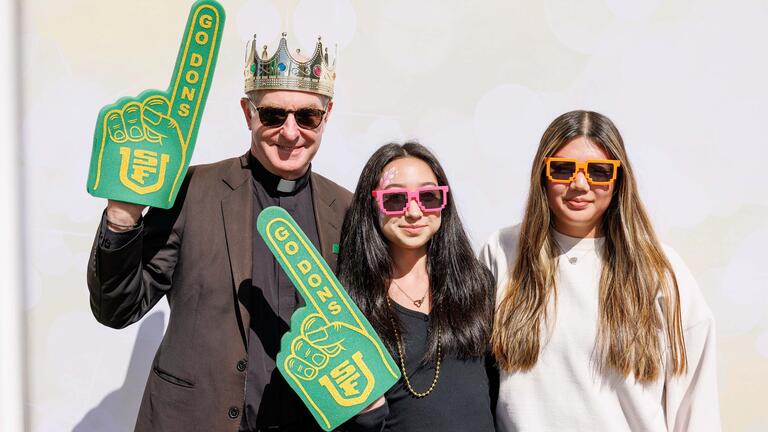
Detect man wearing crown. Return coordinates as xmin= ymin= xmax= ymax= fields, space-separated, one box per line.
xmin=87 ymin=34 xmax=352 ymax=431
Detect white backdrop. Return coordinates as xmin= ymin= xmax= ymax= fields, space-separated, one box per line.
xmin=1 ymin=0 xmax=25 ymax=429
xmin=15 ymin=0 xmax=768 ymax=430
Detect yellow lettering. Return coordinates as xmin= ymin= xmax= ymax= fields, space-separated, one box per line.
xmin=199 ymin=14 xmax=213 ymax=29
xmin=119 ymin=148 xmax=169 ymax=194
xmin=133 ymin=150 xmax=158 ymax=166
xmin=190 ymin=53 xmax=203 ymax=67
xmin=285 ymin=241 xmax=299 ymax=255
xmin=181 ymin=86 xmax=196 ymax=101
xmin=317 ymin=286 xmax=333 ymax=303
xmin=318 ymin=352 xmax=375 ymax=406
xmin=195 ymin=31 xmax=209 ymax=45
xmin=308 ymin=274 xmax=322 ymax=288
xmin=330 ymin=360 xmax=361 ymax=397
xmin=297 ymin=260 xmax=312 ymax=275
xmin=178 ymin=103 xmax=190 ymax=118
xmin=275 ymin=226 xmax=289 ymax=241
xmin=186 ymin=70 xmax=199 ymax=84
xmin=130 ymin=149 xmax=159 ymax=184
xmin=328 ymin=301 xmax=341 ymax=315
xmin=131 ymin=166 xmax=155 ymax=184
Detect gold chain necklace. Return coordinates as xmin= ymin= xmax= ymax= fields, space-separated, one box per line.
xmin=385 ymin=295 xmax=441 ymax=398
xmin=391 ymin=279 xmax=428 ymax=308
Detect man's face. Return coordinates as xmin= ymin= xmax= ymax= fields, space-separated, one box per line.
xmin=240 ymin=89 xmax=333 ymax=179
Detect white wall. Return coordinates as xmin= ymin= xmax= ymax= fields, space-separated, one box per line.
xmin=1 ymin=0 xmax=26 ymax=429
xmin=20 ymin=0 xmax=768 ymax=430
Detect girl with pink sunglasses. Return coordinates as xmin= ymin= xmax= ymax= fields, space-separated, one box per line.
xmin=339 ymin=142 xmax=495 ymax=432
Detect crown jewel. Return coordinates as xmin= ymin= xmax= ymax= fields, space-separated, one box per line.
xmin=244 ymin=32 xmax=336 ymax=97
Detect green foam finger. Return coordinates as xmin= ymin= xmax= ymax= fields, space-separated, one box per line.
xmin=87 ymin=1 xmax=225 ymax=209
xmin=167 ymin=0 xmax=224 ymax=146
xmin=256 ymin=206 xmax=400 ymax=431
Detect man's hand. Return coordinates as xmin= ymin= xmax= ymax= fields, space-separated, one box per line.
xmin=87 ymin=0 xmax=224 ymax=209
xmin=104 ymin=199 xmax=146 ymax=233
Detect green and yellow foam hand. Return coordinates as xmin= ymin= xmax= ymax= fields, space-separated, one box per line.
xmin=257 ymin=206 xmax=400 ymax=431
xmin=87 ymin=0 xmax=224 ymax=209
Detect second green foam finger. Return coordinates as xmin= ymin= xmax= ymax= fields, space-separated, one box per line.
xmin=256 ymin=206 xmax=400 ymax=431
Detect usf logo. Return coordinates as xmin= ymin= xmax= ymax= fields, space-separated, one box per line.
xmin=86 ymin=0 xmax=224 ymax=209
xmin=257 ymin=207 xmax=400 ymax=431
xmin=318 ymin=351 xmax=376 ymax=407
xmin=119 ymin=147 xmax=171 ymax=195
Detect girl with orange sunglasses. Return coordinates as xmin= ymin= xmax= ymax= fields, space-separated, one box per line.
xmin=482 ymin=110 xmax=721 ymax=431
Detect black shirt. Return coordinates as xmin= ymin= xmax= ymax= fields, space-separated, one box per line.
xmin=346 ymin=301 xmax=496 ymax=432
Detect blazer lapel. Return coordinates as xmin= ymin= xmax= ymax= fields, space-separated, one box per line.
xmin=311 ymin=173 xmax=344 ymax=272
xmin=221 ymin=153 xmax=253 ymax=351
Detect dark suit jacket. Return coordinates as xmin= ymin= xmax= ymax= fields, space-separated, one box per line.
xmin=87 ymin=153 xmax=352 ymax=432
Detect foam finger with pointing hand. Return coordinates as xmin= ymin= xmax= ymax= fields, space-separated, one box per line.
xmin=87 ymin=0 xmax=225 ymax=209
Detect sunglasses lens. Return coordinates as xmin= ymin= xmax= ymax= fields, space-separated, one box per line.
xmin=294 ymin=108 xmax=325 ymax=129
xmin=418 ymin=189 xmax=444 ymax=210
xmin=257 ymin=108 xmax=287 ymax=127
xmin=549 ymin=161 xmax=576 ymax=180
xmin=587 ymin=163 xmax=615 ymax=182
xmin=381 ymin=192 xmax=408 ymax=213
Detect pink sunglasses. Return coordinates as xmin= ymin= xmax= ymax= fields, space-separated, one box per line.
xmin=371 ymin=186 xmax=450 ymax=216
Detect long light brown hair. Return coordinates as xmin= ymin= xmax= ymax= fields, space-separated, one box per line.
xmin=491 ymin=110 xmax=686 ymax=382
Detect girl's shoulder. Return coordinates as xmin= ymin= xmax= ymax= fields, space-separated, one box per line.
xmin=479 ymin=224 xmax=522 ymax=299
xmin=480 ymin=224 xmax=522 ymax=259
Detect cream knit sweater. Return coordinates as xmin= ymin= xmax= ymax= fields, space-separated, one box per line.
xmin=480 ymin=225 xmax=721 ymax=432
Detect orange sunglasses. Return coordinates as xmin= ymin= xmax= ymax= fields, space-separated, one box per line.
xmin=545 ymin=157 xmax=621 ymax=185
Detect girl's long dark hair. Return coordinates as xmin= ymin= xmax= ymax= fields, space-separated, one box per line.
xmin=338 ymin=142 xmax=495 ymax=360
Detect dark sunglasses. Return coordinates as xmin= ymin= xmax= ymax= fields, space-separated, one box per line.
xmin=249 ymin=101 xmax=327 ymax=130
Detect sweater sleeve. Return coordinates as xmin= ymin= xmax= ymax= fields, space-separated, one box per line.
xmin=664 ymin=317 xmax=721 ymax=431
xmin=662 ymin=245 xmax=722 ymax=431
xmin=479 ymin=226 xmax=520 ymax=304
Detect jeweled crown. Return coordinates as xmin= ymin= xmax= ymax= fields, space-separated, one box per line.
xmin=244 ymin=33 xmax=336 ymax=98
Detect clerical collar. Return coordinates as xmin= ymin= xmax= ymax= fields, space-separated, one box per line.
xmin=249 ymin=153 xmax=311 ymax=194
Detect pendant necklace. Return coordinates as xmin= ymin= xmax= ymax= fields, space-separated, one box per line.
xmin=554 ymin=239 xmax=590 ymax=265
xmin=391 ymin=279 xmax=428 ymax=308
